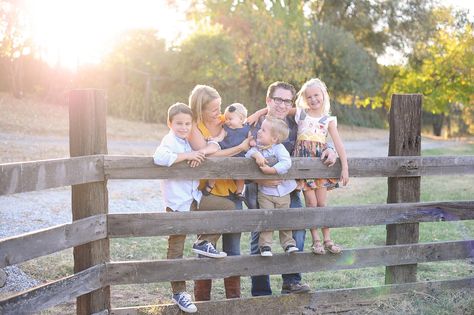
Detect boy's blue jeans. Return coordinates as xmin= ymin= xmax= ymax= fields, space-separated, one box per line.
xmin=246 ymin=183 xmax=306 ymax=296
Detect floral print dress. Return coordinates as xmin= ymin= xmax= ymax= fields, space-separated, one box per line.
xmin=293 ymin=107 xmax=339 ymax=190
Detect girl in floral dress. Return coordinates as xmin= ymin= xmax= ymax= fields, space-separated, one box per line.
xmin=293 ymin=78 xmax=349 ymax=255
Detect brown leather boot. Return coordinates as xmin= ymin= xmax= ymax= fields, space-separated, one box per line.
xmin=194 ymin=279 xmax=212 ymax=301
xmin=224 ymin=276 xmax=241 ymax=299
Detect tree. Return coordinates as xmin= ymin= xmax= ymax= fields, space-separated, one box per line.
xmin=186 ymin=0 xmax=381 ymax=109
xmin=372 ymin=8 xmax=473 ymax=135
xmin=0 ymin=1 xmax=32 ymax=97
xmin=306 ymin=0 xmax=438 ymax=56
xmin=170 ymin=27 xmax=240 ymax=98
xmin=308 ymin=23 xmax=381 ymax=102
xmin=186 ymin=0 xmax=312 ymax=107
xmin=103 ymin=29 xmax=172 ymax=121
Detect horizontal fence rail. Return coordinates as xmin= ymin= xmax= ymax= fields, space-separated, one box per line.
xmin=0 ymin=155 xmax=104 ymax=195
xmin=0 ymin=215 xmax=107 ymax=268
xmin=2 ymin=155 xmax=473 ymax=195
xmin=110 ymin=277 xmax=474 ymax=315
xmin=104 ymin=155 xmax=474 ymax=179
xmin=108 ymin=201 xmax=474 ymax=237
xmin=0 ymin=264 xmax=106 ymax=315
xmin=106 ymin=240 xmax=473 ymax=285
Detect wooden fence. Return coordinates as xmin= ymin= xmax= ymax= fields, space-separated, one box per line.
xmin=0 ymin=90 xmax=473 ymax=314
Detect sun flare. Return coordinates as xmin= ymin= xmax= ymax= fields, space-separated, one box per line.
xmin=25 ymin=0 xmax=189 ymax=71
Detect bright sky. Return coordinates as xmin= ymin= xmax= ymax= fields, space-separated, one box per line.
xmin=448 ymin=0 xmax=474 ymax=12
xmin=25 ymin=0 xmax=190 ymax=70
xmin=24 ymin=0 xmax=473 ymax=71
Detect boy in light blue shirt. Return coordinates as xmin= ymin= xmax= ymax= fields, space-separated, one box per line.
xmin=153 ymin=102 xmax=225 ymax=313
xmin=245 ymin=117 xmax=298 ymax=257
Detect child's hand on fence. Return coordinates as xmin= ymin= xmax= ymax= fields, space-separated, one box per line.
xmin=340 ymin=168 xmax=349 ymax=186
xmin=187 ymin=160 xmax=200 ymax=168
xmin=255 ymin=155 xmax=267 ymax=167
xmin=190 ymin=150 xmax=205 ymax=162
xmin=321 ymin=148 xmax=337 ymax=167
xmin=185 ymin=151 xmax=205 ymax=168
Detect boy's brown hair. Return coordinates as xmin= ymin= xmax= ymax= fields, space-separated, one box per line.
xmin=168 ymin=102 xmax=193 ymax=123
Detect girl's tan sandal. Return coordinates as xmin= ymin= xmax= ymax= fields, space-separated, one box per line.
xmin=311 ymin=240 xmax=326 ymax=255
xmin=324 ymin=240 xmax=342 ymax=254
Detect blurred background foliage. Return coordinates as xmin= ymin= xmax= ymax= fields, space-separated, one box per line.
xmin=0 ymin=0 xmax=472 ymax=136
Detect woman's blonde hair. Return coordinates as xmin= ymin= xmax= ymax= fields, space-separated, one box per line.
xmin=189 ymin=85 xmax=221 ymax=123
xmin=296 ymin=78 xmax=331 ymax=115
xmin=224 ymin=103 xmax=248 ymax=121
xmin=265 ymin=117 xmax=289 ymax=144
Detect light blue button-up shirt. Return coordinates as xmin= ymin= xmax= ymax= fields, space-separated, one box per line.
xmin=153 ymin=131 xmax=202 ymax=211
xmin=245 ymin=144 xmax=297 ymax=197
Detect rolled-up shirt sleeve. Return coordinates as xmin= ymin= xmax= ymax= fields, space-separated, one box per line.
xmin=153 ymin=134 xmax=178 ymax=167
xmin=245 ymin=147 xmax=258 ymax=159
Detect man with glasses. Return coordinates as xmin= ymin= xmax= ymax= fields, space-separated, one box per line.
xmin=246 ymin=81 xmax=337 ymax=296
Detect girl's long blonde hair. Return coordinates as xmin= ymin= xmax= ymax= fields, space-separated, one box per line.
xmin=296 ymin=78 xmax=331 ymax=116
xmin=189 ymin=85 xmax=221 ymax=123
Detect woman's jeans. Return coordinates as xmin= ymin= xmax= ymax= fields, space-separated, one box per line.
xmin=246 ymin=183 xmax=306 ymax=296
xmin=195 ymin=194 xmax=242 ymax=254
xmin=222 ymin=194 xmax=242 ymax=256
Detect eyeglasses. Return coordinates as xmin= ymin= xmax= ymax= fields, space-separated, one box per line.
xmin=271 ymin=96 xmax=293 ymax=107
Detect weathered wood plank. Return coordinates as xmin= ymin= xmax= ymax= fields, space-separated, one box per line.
xmin=386 ymin=94 xmax=422 ymax=284
xmin=70 ymin=89 xmax=110 ymax=314
xmin=103 ymin=155 xmax=474 ymax=180
xmin=110 ymin=277 xmax=474 ymax=315
xmin=0 ymin=215 xmax=107 ymax=268
xmin=0 ymin=264 xmax=106 ymax=315
xmin=107 ymin=201 xmax=474 ymax=237
xmin=106 ymin=240 xmax=473 ymax=285
xmin=5 ymin=154 xmax=471 ymax=195
xmin=0 ymin=156 xmax=103 ymax=195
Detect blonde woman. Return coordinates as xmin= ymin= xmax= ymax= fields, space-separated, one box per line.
xmin=188 ymin=84 xmax=250 ymax=301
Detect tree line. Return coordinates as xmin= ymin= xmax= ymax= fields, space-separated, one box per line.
xmin=1 ymin=0 xmax=472 ymax=135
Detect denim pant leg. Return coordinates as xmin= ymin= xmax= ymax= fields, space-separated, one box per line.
xmin=222 ymin=196 xmax=242 ymax=256
xmin=250 ymin=230 xmax=272 ymax=296
xmin=282 ymin=190 xmax=306 ymax=285
xmin=247 ymin=182 xmax=272 ymax=296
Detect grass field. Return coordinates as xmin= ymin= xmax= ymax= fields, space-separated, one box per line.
xmin=16 ymin=144 xmax=473 ymax=314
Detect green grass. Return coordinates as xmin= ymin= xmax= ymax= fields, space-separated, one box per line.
xmin=18 ymin=143 xmax=474 ymax=313
xmin=422 ymin=143 xmax=474 ymax=156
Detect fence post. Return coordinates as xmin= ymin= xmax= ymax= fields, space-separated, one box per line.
xmin=385 ymin=94 xmax=422 ymax=284
xmin=69 ymin=89 xmax=110 ymax=314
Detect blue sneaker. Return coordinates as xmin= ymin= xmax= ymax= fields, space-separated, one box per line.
xmin=192 ymin=241 xmax=227 ymax=258
xmin=172 ymin=292 xmax=197 ymax=313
